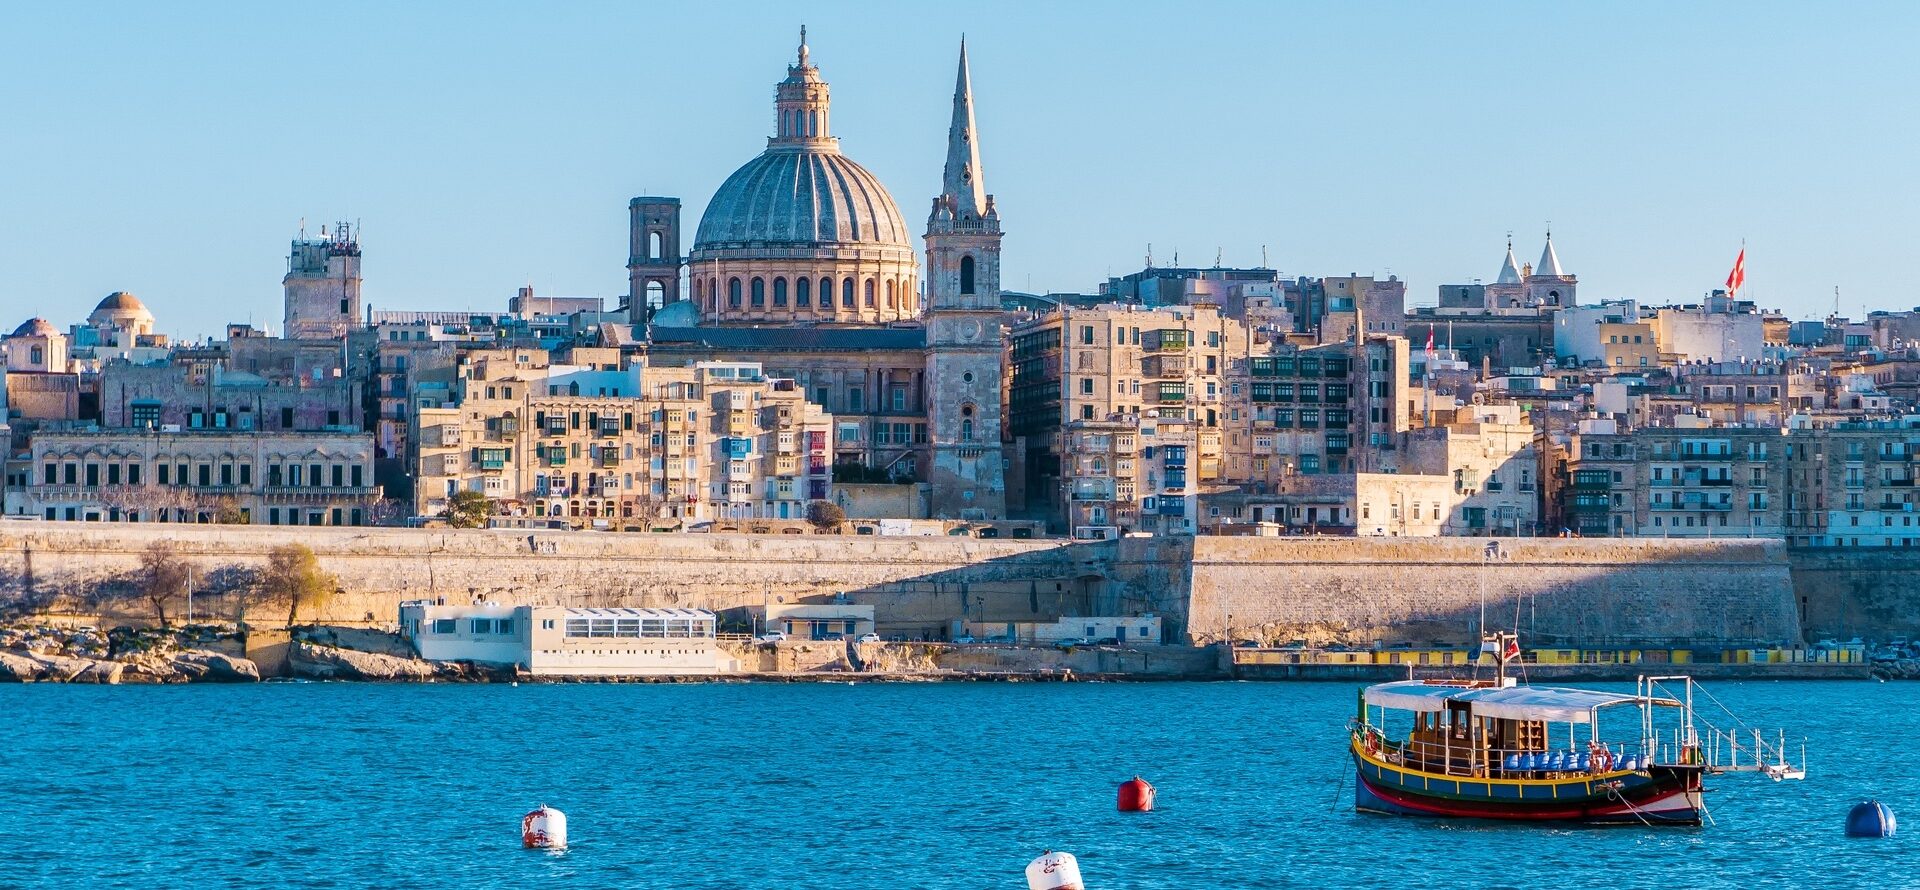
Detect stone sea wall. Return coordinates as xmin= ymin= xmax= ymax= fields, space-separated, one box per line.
xmin=0 ymin=523 xmax=1836 ymax=647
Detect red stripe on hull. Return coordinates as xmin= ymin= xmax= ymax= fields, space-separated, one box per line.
xmin=1356 ymin=772 xmax=1701 ymax=824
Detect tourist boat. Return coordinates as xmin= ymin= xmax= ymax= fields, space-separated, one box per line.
xmin=1349 ymin=632 xmax=1801 ymax=826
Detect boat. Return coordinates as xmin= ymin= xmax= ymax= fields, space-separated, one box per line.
xmin=1349 ymin=631 xmax=1803 ymax=826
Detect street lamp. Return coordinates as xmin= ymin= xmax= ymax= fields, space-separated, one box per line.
xmin=1479 ymin=540 xmax=1508 ymax=640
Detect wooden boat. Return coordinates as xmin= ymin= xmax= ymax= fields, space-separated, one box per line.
xmin=1349 ymin=632 xmax=1800 ymax=826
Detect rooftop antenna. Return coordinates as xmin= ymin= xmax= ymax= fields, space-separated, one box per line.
xmin=1214 ymin=247 xmax=1223 ymax=268
xmin=1261 ymin=245 xmax=1269 ymax=268
xmin=1145 ymin=243 xmax=1154 ymax=268
xmin=298 ymin=217 xmax=306 ymax=240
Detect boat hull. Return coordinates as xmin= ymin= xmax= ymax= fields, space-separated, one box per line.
xmin=1352 ymin=746 xmax=1704 ymax=826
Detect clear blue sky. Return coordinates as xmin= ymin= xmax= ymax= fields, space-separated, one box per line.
xmin=2 ymin=1 xmax=1915 ymax=341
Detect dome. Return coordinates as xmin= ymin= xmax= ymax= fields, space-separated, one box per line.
xmin=693 ymin=147 xmax=910 ymax=250
xmin=95 ymin=291 xmax=146 ymax=313
xmin=11 ymin=318 xmax=58 ymax=338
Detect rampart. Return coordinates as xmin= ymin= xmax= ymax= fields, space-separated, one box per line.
xmin=0 ymin=524 xmax=1830 ymax=647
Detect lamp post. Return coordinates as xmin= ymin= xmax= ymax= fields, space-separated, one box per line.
xmin=1479 ymin=540 xmax=1508 ymax=641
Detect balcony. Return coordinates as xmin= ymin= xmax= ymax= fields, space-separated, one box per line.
xmin=1888 ymin=477 xmax=1916 ymax=487
xmin=546 ymin=453 xmax=568 ymax=468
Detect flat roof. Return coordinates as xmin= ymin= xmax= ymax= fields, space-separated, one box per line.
xmin=565 ymin=607 xmax=714 ymax=619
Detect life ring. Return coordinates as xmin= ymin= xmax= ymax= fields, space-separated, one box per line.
xmin=1588 ymin=742 xmax=1614 ymax=773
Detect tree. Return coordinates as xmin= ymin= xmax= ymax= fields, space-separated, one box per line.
xmin=445 ymin=490 xmax=493 ymax=529
xmin=806 ymin=500 xmax=845 ymax=531
xmin=210 ymin=497 xmax=248 ymax=525
xmin=264 ymin=543 xmax=337 ymax=628
xmin=366 ymin=497 xmax=408 ymax=526
xmin=137 ymin=541 xmax=191 ymax=628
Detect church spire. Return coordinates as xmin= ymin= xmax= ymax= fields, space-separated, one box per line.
xmin=1495 ymin=235 xmax=1522 ymax=285
xmin=940 ymin=38 xmax=989 ymax=219
xmin=1537 ymin=229 xmax=1565 ymax=277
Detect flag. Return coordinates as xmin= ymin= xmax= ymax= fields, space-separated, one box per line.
xmin=1726 ymin=248 xmax=1746 ymax=299
xmin=1504 ymin=637 xmax=1520 ymax=659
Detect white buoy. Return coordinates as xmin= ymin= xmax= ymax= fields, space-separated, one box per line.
xmin=521 ymin=805 xmax=567 ymax=849
xmin=1025 ymin=850 xmax=1084 ymax=890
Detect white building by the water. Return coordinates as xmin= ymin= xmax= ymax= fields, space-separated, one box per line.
xmin=398 ymin=602 xmax=736 ymax=676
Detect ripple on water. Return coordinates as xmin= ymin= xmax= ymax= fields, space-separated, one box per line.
xmin=0 ymin=681 xmax=1912 ymax=887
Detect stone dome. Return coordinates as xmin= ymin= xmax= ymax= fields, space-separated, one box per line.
xmin=11 ymin=318 xmax=57 ymax=338
xmin=95 ymin=291 xmax=146 ymax=313
xmin=693 ymin=147 xmax=910 ymax=250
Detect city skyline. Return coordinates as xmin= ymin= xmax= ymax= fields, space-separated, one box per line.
xmin=2 ymin=2 xmax=1914 ymax=340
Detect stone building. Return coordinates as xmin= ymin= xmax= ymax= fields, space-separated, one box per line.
xmin=1551 ymin=417 xmax=1782 ymax=538
xmin=6 ymin=428 xmax=380 ymax=525
xmin=1008 ymin=303 xmax=1249 ymax=535
xmin=283 ymin=224 xmax=362 ymax=341
xmin=637 ymin=36 xmax=1007 ymax=519
xmin=410 ymin=354 xmax=832 ymax=527
xmin=1782 ymin=416 xmax=1920 ymax=547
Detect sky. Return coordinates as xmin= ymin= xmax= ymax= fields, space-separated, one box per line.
xmin=1 ymin=1 xmax=1916 ymax=342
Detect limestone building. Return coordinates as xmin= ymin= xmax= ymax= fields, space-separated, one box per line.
xmin=7 ymin=428 xmax=380 ymax=525
xmin=636 ymin=35 xmax=1007 ymax=519
xmin=410 ymin=353 xmax=832 ymax=527
xmin=283 ymin=224 xmax=362 ymax=341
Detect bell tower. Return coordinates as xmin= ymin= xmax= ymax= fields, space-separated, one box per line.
xmin=627 ymin=197 xmax=682 ymax=323
xmin=924 ymin=39 xmax=1006 ymax=519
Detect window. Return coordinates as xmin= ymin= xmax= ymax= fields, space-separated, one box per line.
xmin=1081 ymin=378 xmax=1094 ymax=395
xmin=728 ymin=277 xmax=742 ymax=308
xmin=751 ymin=277 xmax=765 ymax=306
xmin=796 ymin=277 xmax=811 ymax=307
xmin=773 ymin=277 xmax=787 ymax=306
xmin=960 ymin=255 xmax=976 ymax=294
xmin=433 ymin=619 xmax=457 ymax=634
xmin=842 ymin=277 xmax=855 ymax=307
xmin=864 ymin=279 xmax=876 ymax=307
xmin=1081 ymin=325 xmax=1094 ymax=345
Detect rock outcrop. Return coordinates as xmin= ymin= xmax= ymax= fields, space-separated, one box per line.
xmin=170 ymin=650 xmax=261 ymax=683
xmin=288 ymin=640 xmax=438 ymax=681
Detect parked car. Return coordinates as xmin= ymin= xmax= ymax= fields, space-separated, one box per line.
xmin=756 ymin=631 xmax=788 ymax=643
xmin=951 ymin=635 xmax=977 ymax=644
xmin=1053 ymin=638 xmax=1087 ymax=649
xmin=1232 ymin=639 xmax=1263 ymax=648
xmin=856 ymin=633 xmax=882 ymax=643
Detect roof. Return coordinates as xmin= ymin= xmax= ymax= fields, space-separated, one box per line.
xmin=693 ymin=147 xmax=910 ymax=252
xmin=563 ymin=607 xmax=715 ymax=620
xmin=10 ymin=317 xmax=58 ymax=338
xmin=1363 ymin=680 xmax=1662 ymax=724
xmin=648 ymin=325 xmax=925 ymax=352
xmin=1537 ymin=235 xmax=1566 ymax=278
xmin=94 ymin=291 xmax=148 ymax=313
xmin=1496 ymin=244 xmax=1522 ymax=284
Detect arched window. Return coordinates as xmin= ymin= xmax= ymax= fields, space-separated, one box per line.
xmin=823 ymin=278 xmax=835 ymax=310
xmin=646 ymin=281 xmax=665 ymax=309
xmin=842 ymin=277 xmax=855 ymax=308
xmin=885 ymin=279 xmax=896 ymax=309
xmin=648 ymin=231 xmax=664 ymax=260
xmin=728 ymin=277 xmax=742 ymax=308
xmin=961 ymin=403 xmax=976 ymax=441
xmin=796 ymin=277 xmax=811 ymax=307
xmin=960 ymin=255 xmax=976 ymax=294
xmin=772 ymin=277 xmax=788 ymax=306
xmin=864 ymin=279 xmax=876 ymax=307
xmin=750 ymin=277 xmax=766 ymax=306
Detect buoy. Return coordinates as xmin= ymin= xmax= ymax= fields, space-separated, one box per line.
xmin=1117 ymin=776 xmax=1156 ymax=812
xmin=1846 ymin=800 xmax=1897 ymax=838
xmin=521 ymin=805 xmax=568 ymax=849
xmin=1025 ymin=850 xmax=1084 ymax=890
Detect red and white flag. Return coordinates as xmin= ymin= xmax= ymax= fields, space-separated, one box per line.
xmin=1726 ymin=248 xmax=1746 ymax=299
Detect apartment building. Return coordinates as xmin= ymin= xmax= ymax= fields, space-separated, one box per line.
xmin=411 ymin=355 xmax=832 ymax=527
xmin=1552 ymin=417 xmax=1781 ymax=538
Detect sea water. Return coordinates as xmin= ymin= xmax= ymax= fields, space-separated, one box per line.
xmin=1 ymin=680 xmax=1912 ymax=888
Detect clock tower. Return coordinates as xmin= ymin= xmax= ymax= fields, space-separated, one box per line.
xmin=923 ymin=39 xmax=1006 ymax=519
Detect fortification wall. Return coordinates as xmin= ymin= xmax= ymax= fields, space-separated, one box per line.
xmin=0 ymin=523 xmax=1098 ymax=637
xmin=0 ymin=524 xmax=1811 ymax=648
xmin=1185 ymin=537 xmax=1801 ymax=647
xmin=1790 ymin=548 xmax=1920 ymax=641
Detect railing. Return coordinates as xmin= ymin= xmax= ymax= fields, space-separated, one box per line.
xmin=1359 ymin=728 xmax=1673 ymax=779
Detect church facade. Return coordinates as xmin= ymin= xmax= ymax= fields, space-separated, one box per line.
xmin=635 ymin=33 xmax=1008 ymax=519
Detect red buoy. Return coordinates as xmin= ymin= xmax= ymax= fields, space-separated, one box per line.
xmin=1117 ymin=776 xmax=1155 ymax=812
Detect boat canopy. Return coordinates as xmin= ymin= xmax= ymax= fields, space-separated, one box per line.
xmin=1363 ymin=681 xmax=1660 ymax=724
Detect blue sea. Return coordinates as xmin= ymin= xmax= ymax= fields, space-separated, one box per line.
xmin=3 ymin=680 xmax=1912 ymax=888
